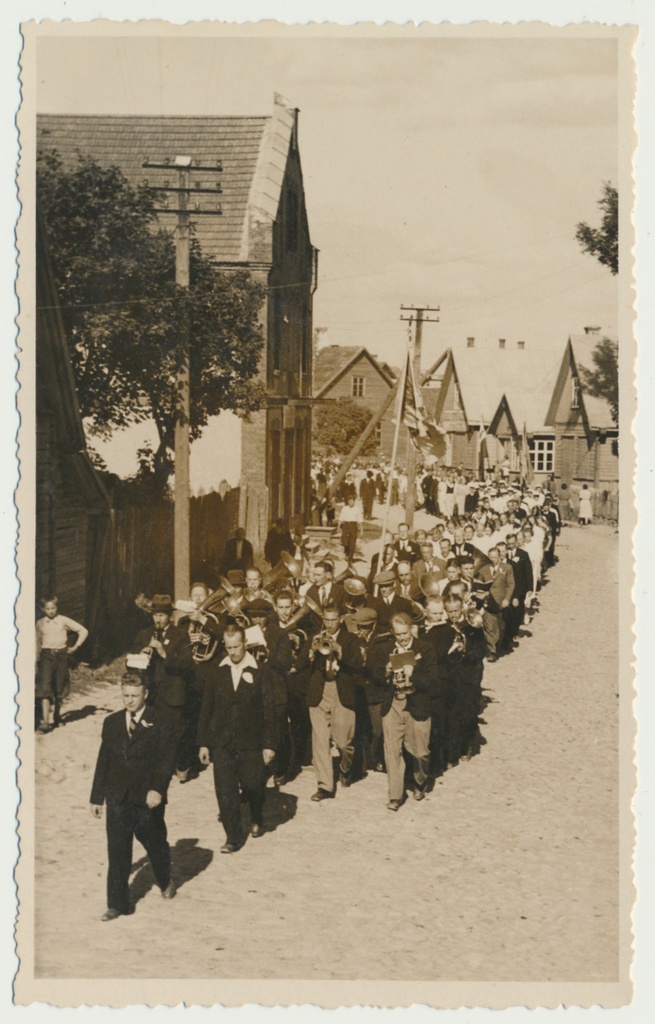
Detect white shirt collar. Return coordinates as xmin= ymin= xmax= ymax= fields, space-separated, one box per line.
xmin=220 ymin=651 xmax=258 ymax=670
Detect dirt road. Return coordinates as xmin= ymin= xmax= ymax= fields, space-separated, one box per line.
xmin=32 ymin=523 xmax=620 ymax=981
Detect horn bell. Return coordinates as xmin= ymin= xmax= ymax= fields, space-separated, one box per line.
xmin=419 ymin=573 xmax=443 ymax=599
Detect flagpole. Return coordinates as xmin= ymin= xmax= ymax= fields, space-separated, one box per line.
xmin=376 ymin=336 xmax=411 ymax=589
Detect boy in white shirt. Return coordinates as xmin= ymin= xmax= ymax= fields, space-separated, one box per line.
xmin=35 ymin=596 xmax=88 ymax=732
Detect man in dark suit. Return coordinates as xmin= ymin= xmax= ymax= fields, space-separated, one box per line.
xmin=395 ymin=560 xmax=422 ymax=603
xmin=392 ymin=523 xmax=421 ymax=565
xmin=222 ymin=527 xmax=255 ymax=575
xmin=504 ymin=532 xmax=534 ymax=643
xmin=198 ymin=624 xmax=276 ymax=853
xmin=131 ymin=594 xmax=192 ymax=781
xmin=450 ymin=528 xmax=476 ymax=559
xmin=475 ymin=546 xmax=515 ymax=661
xmin=305 ymin=560 xmax=346 ymax=615
xmin=359 ymin=470 xmax=377 ymax=520
xmin=243 ymin=598 xmax=294 ymax=785
xmin=90 ymin=673 xmax=177 ymax=920
xmin=302 ymin=604 xmax=364 ymax=798
xmin=367 ymin=611 xmax=438 ymax=810
xmin=264 ymin=518 xmax=294 ymax=568
xmin=370 ymin=569 xmax=414 ymax=629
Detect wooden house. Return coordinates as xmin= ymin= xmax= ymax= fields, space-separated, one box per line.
xmin=38 ymin=94 xmax=317 ymax=552
xmin=313 ymin=345 xmax=400 ymax=457
xmin=544 ymin=330 xmax=618 ymax=507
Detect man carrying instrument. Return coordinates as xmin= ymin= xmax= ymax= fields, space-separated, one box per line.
xmin=274 ymin=589 xmax=313 ymax=777
xmin=130 ymin=594 xmax=192 ymax=783
xmin=242 ymin=567 xmax=275 ymax=608
xmin=300 ymin=603 xmax=364 ymax=800
xmin=368 ymin=611 xmax=438 ymax=810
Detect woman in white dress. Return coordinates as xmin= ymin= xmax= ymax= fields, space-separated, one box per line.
xmin=578 ymin=484 xmax=593 ymax=525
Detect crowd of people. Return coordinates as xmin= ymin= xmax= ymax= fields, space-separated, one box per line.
xmin=36 ymin=469 xmax=564 ymax=920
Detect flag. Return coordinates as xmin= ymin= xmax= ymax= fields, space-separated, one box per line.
xmin=399 ymin=349 xmax=446 ymax=458
xmin=519 ymin=422 xmax=534 ymax=485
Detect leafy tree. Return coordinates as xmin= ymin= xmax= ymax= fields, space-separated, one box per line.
xmin=575 ymin=182 xmax=618 ymax=275
xmin=579 ymin=336 xmax=619 ymax=424
xmin=37 ymin=149 xmax=266 ymax=489
xmin=314 ymin=398 xmax=379 ymax=459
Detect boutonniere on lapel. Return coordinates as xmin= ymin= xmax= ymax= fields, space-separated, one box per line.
xmin=140 ymin=720 xmax=154 ymax=729
xmin=241 ymin=671 xmax=254 ymax=684
xmin=164 ymin=638 xmax=170 ymax=646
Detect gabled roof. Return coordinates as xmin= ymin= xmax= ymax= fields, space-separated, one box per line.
xmin=37 ymin=94 xmax=304 ymax=265
xmin=545 ymin=334 xmax=616 ymax=432
xmin=488 ymin=394 xmax=519 ymax=437
xmin=313 ymin=345 xmax=396 ymax=398
xmin=423 ymin=339 xmax=559 ymax=433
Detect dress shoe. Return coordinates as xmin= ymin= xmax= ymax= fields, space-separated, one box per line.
xmin=101 ymin=908 xmax=123 ymax=922
xmin=338 ymin=772 xmax=352 ymax=788
xmin=220 ymin=842 xmax=242 ymax=854
xmin=386 ymin=799 xmax=402 ymax=812
xmin=374 ymin=763 xmax=386 ymax=773
xmin=311 ymin=788 xmax=335 ymax=802
xmin=250 ymin=823 xmax=264 ymax=838
xmin=412 ymin=787 xmax=426 ymax=801
xmin=487 ymin=653 xmax=498 ymax=663
xmin=161 ymin=880 xmax=177 ymax=899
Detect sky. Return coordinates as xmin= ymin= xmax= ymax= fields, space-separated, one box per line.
xmin=34 ymin=26 xmax=622 ymax=482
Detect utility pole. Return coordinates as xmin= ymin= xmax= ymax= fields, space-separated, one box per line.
xmin=142 ymin=155 xmax=223 ymax=600
xmin=399 ymin=303 xmax=440 ymax=529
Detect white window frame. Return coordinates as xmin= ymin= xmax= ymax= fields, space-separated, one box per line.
xmin=528 ymin=438 xmax=554 ymax=473
xmin=352 ymin=375 xmax=365 ymax=398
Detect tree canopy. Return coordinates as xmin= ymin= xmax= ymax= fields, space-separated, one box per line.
xmin=579 ymin=336 xmax=619 ymax=424
xmin=37 ymin=149 xmax=266 ymax=487
xmin=575 ymin=182 xmax=618 ymax=276
xmin=314 ymin=398 xmax=379 ymax=459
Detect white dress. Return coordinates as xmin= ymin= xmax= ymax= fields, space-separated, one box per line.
xmin=579 ymin=490 xmax=593 ymax=522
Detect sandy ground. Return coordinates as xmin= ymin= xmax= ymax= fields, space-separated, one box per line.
xmin=31 ymin=514 xmax=620 ymax=981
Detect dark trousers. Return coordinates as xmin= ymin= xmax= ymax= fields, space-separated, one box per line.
xmin=446 ymin=680 xmax=480 ymax=764
xmin=157 ymin=704 xmax=188 ymax=773
xmin=211 ymin=746 xmax=265 ymax=846
xmin=287 ymin=687 xmax=312 ymax=770
xmin=341 ymin=522 xmax=358 ymax=560
xmin=105 ymin=800 xmax=170 ymax=915
xmin=270 ymin=704 xmax=291 ymax=781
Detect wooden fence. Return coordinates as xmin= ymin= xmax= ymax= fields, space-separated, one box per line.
xmin=90 ymin=487 xmax=240 ymax=659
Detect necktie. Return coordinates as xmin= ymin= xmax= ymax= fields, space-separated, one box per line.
xmin=320 ymin=585 xmax=327 ymax=605
xmin=128 ymin=712 xmax=137 ymax=738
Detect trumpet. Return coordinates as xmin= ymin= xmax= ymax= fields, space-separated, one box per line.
xmin=311 ymin=630 xmax=340 ymax=657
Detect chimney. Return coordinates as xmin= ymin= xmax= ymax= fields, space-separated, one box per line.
xmin=498 ymin=338 xmax=506 ymax=350
xmin=583 ymin=325 xmax=601 ymax=335
xmin=466 ymin=337 xmax=475 ymax=348
xmin=517 ymin=340 xmax=525 ymax=350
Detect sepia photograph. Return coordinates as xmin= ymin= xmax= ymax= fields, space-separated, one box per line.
xmin=13 ymin=14 xmax=638 ymax=1009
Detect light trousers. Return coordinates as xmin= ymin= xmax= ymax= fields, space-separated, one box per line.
xmin=382 ymin=698 xmax=431 ymax=801
xmin=309 ymin=681 xmax=355 ymax=793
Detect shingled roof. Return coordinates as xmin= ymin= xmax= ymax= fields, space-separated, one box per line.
xmin=313 ymin=345 xmax=396 ymax=398
xmin=37 ymin=94 xmax=300 ymax=265
xmin=423 ymin=340 xmax=559 ymax=434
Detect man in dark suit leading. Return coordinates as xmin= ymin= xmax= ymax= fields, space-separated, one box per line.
xmin=197 ymin=624 xmax=276 ymax=853
xmin=222 ymin=527 xmax=255 ymax=575
xmin=90 ymin=672 xmax=177 ymax=921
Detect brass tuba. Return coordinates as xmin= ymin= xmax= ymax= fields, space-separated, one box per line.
xmin=280 ymin=593 xmax=323 ymax=632
xmin=262 ymin=551 xmax=305 ymax=593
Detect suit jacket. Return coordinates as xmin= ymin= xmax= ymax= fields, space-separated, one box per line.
xmin=451 ymin=542 xmax=476 ymax=559
xmin=222 ymin=536 xmax=255 ymax=573
xmin=476 ymin=562 xmax=515 ymax=612
xmin=396 ymin=579 xmax=422 ymax=603
xmin=370 ymin=593 xmax=415 ymax=630
xmin=507 ymin=548 xmax=533 ymax=601
xmin=90 ymin=705 xmax=176 ymax=807
xmin=264 ymin=528 xmax=294 ymax=567
xmin=393 ymin=539 xmax=421 ymax=565
xmin=305 ymin=624 xmax=364 ymax=710
xmin=305 ymin=581 xmax=346 ymax=613
xmin=412 ymin=560 xmax=446 ymax=584
xmin=132 ymin=623 xmax=190 ymax=707
xmin=367 ymin=636 xmax=438 ymax=720
xmin=196 ymin=659 xmax=276 ymax=752
xmin=260 ymin=621 xmax=294 ymax=706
